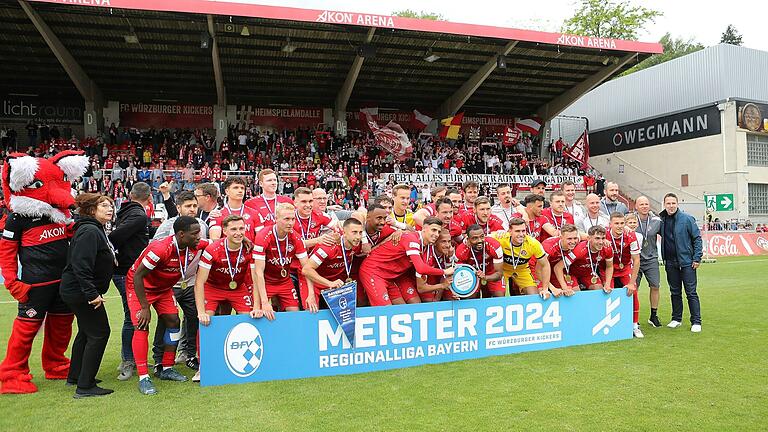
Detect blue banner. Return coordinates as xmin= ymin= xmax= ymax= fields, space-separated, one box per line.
xmin=199 ymin=289 xmax=632 ymax=386
xmin=321 ymin=282 xmax=357 ymax=346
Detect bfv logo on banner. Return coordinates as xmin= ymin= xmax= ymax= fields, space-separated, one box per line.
xmin=199 ymin=289 xmax=632 ymax=386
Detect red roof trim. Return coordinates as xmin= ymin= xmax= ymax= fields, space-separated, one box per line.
xmin=27 ymin=0 xmax=664 ymax=54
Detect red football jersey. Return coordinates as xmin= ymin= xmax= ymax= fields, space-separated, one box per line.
xmin=199 ymin=239 xmax=254 ymax=290
xmin=209 ymin=204 xmax=260 ymax=241
xmin=359 ymin=231 xmax=443 ymax=279
xmin=309 ymin=241 xmax=360 ymax=289
xmin=563 ymin=240 xmax=614 ymax=277
xmin=455 ymin=236 xmax=503 ymax=276
xmin=539 ymin=208 xmax=575 ymax=242
xmin=252 ymin=227 xmax=307 ymax=284
xmin=363 ymin=223 xmax=397 ymax=246
xmin=459 ymin=212 xmax=504 ymax=235
xmin=293 ymin=210 xmax=334 ymax=242
xmin=127 ymin=236 xmax=205 ymax=293
xmin=541 ymin=236 xmax=569 ymax=267
xmin=607 ymin=230 xmax=640 ymax=276
xmin=244 ymin=194 xmax=294 ymax=230
xmin=512 ymin=212 xmax=549 ymax=241
xmin=449 ymin=214 xmax=467 ymax=238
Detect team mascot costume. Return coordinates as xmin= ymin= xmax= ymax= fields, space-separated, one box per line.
xmin=0 ymin=150 xmax=89 ymax=394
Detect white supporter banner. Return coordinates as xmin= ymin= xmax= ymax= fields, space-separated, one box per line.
xmin=381 ymin=173 xmax=584 ymax=186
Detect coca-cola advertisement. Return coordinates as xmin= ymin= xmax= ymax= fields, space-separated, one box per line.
xmin=702 ymin=232 xmax=768 ymax=257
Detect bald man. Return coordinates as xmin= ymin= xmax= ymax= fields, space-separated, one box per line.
xmin=600 ymin=182 xmax=629 ymax=215
xmin=576 ymin=194 xmax=610 ymax=234
xmin=312 ymin=188 xmax=340 ymax=230
xmin=634 ymin=196 xmax=663 ymax=327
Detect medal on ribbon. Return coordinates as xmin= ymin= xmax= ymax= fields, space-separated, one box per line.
xmin=224 ymin=242 xmax=244 ymax=290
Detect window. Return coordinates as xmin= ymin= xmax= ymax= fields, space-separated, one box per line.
xmin=747 ymin=134 xmax=768 ymax=166
xmin=749 ymin=183 xmax=768 ymax=214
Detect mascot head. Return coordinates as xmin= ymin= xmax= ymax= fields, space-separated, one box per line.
xmin=2 ymin=150 xmax=89 ymax=223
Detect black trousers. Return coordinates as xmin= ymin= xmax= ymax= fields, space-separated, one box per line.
xmin=63 ymin=296 xmax=111 ymax=389
xmin=152 ymin=285 xmax=198 ymax=364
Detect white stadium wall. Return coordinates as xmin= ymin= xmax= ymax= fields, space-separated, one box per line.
xmin=588 ymin=101 xmax=768 ymax=223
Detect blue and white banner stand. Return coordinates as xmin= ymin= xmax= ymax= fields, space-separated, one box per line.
xmin=199 ymin=289 xmax=632 ymax=386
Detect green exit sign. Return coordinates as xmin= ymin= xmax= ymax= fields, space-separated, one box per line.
xmin=704 ymin=194 xmax=734 ymax=211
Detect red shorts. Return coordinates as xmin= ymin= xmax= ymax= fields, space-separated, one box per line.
xmin=126 ymin=288 xmax=177 ymax=326
xmin=359 ymin=266 xmax=417 ymax=306
xmin=572 ymin=273 xmax=604 ymax=288
xmin=204 ymin=284 xmax=253 ymax=313
xmin=603 ymin=272 xmax=632 ymax=289
xmin=266 ymin=279 xmax=299 ymax=309
xmin=480 ymin=279 xmax=504 ymax=297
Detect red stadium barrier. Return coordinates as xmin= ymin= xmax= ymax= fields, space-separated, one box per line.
xmin=702 ymin=232 xmax=768 ymax=257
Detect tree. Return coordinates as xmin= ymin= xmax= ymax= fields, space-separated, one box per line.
xmin=720 ymin=24 xmax=743 ymax=46
xmin=562 ymin=0 xmax=662 ymax=40
xmin=621 ymin=33 xmax=705 ymax=75
xmin=392 ymin=9 xmax=445 ymax=21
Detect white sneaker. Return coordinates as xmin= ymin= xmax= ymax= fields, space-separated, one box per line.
xmin=192 ymin=371 xmax=200 ymax=383
xmin=667 ymin=320 xmax=682 ymax=328
xmin=691 ymin=324 xmax=702 ymax=333
xmin=633 ymin=327 xmax=645 ymax=338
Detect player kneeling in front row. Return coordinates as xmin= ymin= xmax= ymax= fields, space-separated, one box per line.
xmin=562 ymin=226 xmax=614 ymax=293
xmin=417 ymin=228 xmax=455 ymax=302
xmin=544 ymin=223 xmax=581 ymax=297
xmin=301 ymin=218 xmax=363 ymax=311
xmin=127 ymin=216 xmax=205 ymax=395
xmin=456 ymin=224 xmax=504 ymax=298
xmin=194 ymin=214 xmax=260 ymax=382
xmin=495 ymin=218 xmax=552 ymax=299
xmin=359 ymin=217 xmax=454 ymax=306
xmin=605 ymin=212 xmax=643 ymax=337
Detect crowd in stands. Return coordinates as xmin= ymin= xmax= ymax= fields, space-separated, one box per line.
xmin=1 ymin=122 xmax=604 ymax=210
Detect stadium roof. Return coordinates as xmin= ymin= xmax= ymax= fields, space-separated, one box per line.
xmin=1 ymin=0 xmax=663 ymax=119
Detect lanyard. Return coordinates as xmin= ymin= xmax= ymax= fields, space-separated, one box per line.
xmin=470 ymin=243 xmax=486 ymax=274
xmin=364 ymin=228 xmax=380 ymax=245
xmin=510 ymin=239 xmax=524 ymax=268
xmin=430 ymin=245 xmax=444 ymax=270
xmin=224 ymin=243 xmax=244 ymax=282
xmin=296 ymin=211 xmax=312 ymax=240
xmin=272 ymin=226 xmax=288 ymax=268
xmin=610 ymin=231 xmax=624 ymax=256
xmin=173 ymin=237 xmax=190 ymax=277
xmin=551 ymin=212 xmax=565 ymax=229
xmin=262 ymin=194 xmax=277 ymax=217
xmin=225 ymin=202 xmax=244 ymax=216
xmin=558 ymin=241 xmax=571 ymax=274
xmin=475 ymin=215 xmax=489 ymax=234
xmin=587 ymin=246 xmax=600 ymax=276
xmin=340 ymin=237 xmax=353 ymax=279
xmin=638 ymin=212 xmax=651 ymax=244
xmin=588 ymin=213 xmax=599 ymax=227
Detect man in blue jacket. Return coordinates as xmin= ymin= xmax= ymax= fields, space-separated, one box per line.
xmin=658 ymin=193 xmax=702 ymax=332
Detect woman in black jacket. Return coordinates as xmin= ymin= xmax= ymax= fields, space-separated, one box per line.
xmin=60 ymin=193 xmax=117 ymax=398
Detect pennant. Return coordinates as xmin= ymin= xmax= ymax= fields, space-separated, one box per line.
xmin=516 ymin=117 xmax=542 ymax=135
xmin=361 ymin=111 xmax=413 ymax=160
xmin=440 ymin=112 xmax=464 ymax=140
xmin=321 ymin=282 xmax=358 ymax=347
xmin=562 ymin=130 xmax=590 ymax=168
xmin=413 ymin=110 xmax=433 ymax=129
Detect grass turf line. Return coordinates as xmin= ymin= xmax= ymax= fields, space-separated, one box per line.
xmin=0 ymin=256 xmax=765 ymax=431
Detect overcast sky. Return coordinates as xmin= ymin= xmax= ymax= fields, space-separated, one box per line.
xmin=239 ymin=0 xmax=767 ymax=51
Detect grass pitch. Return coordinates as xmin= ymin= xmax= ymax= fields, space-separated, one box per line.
xmin=0 ymin=256 xmax=766 ymax=431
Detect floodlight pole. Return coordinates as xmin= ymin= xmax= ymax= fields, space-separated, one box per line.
xmin=207 ymin=15 xmax=229 ymax=145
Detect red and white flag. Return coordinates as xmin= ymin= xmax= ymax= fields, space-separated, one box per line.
xmin=413 ymin=110 xmax=432 ymax=129
xmin=562 ymin=130 xmax=590 ymax=168
xmin=516 ymin=117 xmax=542 ymax=135
xmin=361 ymin=111 xmax=412 ymax=160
